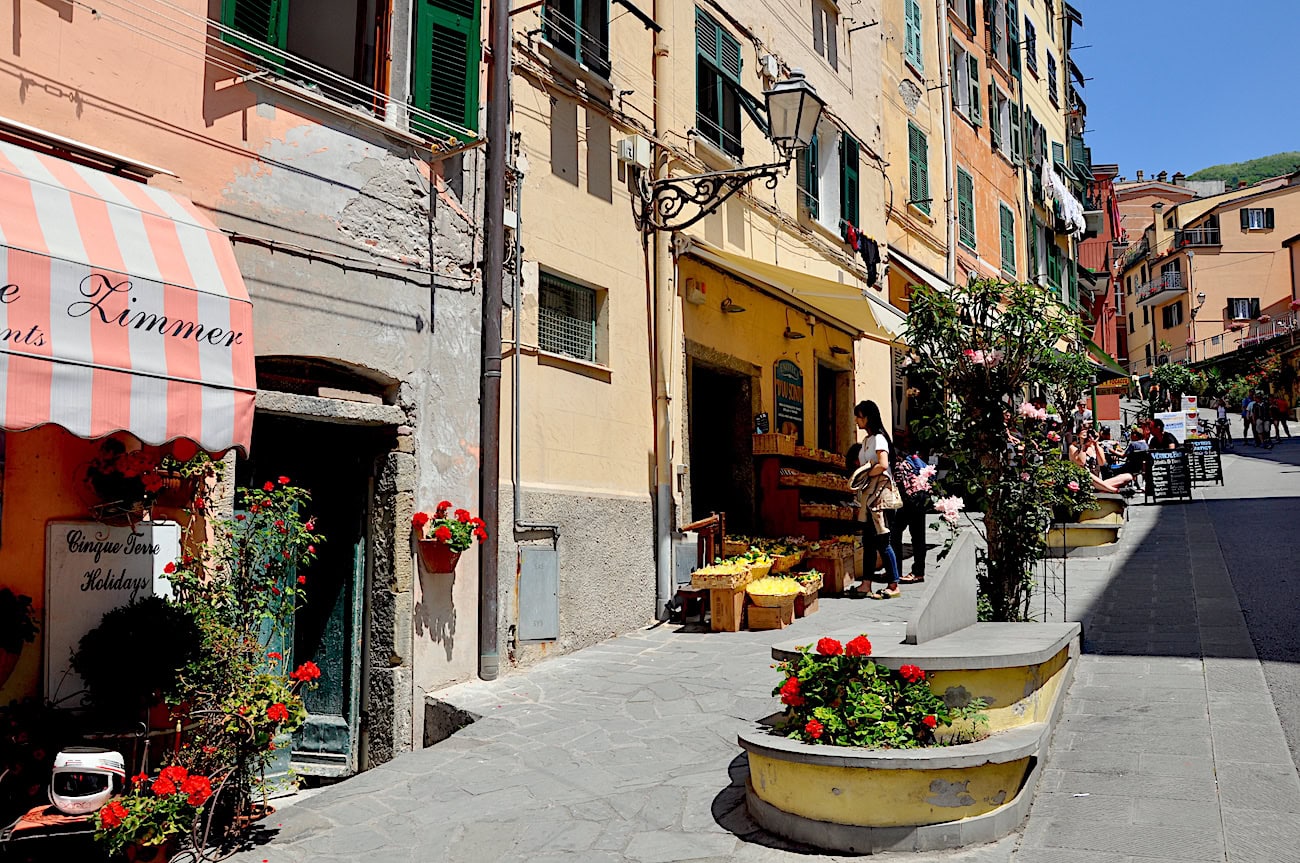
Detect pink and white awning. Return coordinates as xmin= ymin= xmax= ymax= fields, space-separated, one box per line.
xmin=0 ymin=140 xmax=254 ymax=453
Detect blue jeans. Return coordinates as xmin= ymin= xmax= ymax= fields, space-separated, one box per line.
xmin=865 ymin=510 xmax=901 ymax=586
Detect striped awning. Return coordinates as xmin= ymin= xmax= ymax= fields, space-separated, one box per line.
xmin=0 ymin=141 xmax=254 ymax=453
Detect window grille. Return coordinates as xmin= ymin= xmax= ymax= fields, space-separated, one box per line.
xmin=539 ymin=273 xmax=598 ymax=362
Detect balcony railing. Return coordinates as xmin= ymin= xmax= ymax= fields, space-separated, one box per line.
xmin=1175 ymin=227 xmax=1222 ymax=247
xmin=1135 ymin=271 xmax=1182 ymax=307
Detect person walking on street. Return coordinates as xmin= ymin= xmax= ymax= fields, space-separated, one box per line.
xmin=1272 ymin=393 xmax=1291 ymax=439
xmin=851 ymin=401 xmax=902 ymax=600
xmin=890 ymin=436 xmax=931 ymax=586
xmin=1242 ymin=394 xmax=1254 ymax=445
xmin=1252 ymin=392 xmax=1273 ymax=449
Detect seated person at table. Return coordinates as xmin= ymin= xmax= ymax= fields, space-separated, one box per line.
xmin=1070 ymin=428 xmax=1136 ymax=494
xmin=1151 ymin=418 xmax=1180 ymax=451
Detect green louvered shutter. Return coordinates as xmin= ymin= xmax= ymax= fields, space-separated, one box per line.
xmin=839 ymin=134 xmax=859 ymax=227
xmin=1010 ymin=102 xmax=1022 ymax=164
xmin=908 ymin=123 xmax=930 ymax=214
xmin=905 ymin=0 xmax=924 ymax=70
xmin=957 ymin=167 xmax=975 ymax=250
xmin=221 ymin=0 xmax=288 ymax=66
xmin=696 ymin=9 xmax=743 ymax=157
xmin=989 ymin=84 xmax=1000 ymax=150
xmin=412 ymin=0 xmax=482 ymax=139
xmin=798 ymin=132 xmax=819 ymax=219
xmin=969 ymin=54 xmax=981 ymax=125
xmin=999 ymin=203 xmax=1016 ymax=276
xmin=1006 ymin=0 xmax=1020 ymax=77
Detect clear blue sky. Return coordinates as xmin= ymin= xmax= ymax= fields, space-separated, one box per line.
xmin=1074 ymin=0 xmax=1298 ymax=176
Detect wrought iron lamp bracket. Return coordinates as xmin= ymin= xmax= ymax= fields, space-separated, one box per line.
xmin=630 ymin=157 xmax=789 ymax=235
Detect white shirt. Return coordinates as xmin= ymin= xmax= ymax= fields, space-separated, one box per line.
xmin=1216 ymin=405 xmax=1227 ymax=420
xmin=860 ymin=433 xmax=894 ymax=482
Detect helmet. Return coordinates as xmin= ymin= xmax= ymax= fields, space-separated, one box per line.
xmin=50 ymin=747 xmax=125 ymax=815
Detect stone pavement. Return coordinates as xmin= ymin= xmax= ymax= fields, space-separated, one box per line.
xmin=230 ymin=473 xmax=1300 ymax=863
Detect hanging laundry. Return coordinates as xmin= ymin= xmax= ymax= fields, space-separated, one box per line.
xmin=860 ymin=237 xmax=881 ymax=287
xmin=843 ymin=222 xmax=860 ymax=251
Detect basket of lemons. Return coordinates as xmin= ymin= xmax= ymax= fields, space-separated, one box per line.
xmin=746 ymin=576 xmax=801 ymax=607
xmin=690 ymin=559 xmax=751 ymax=590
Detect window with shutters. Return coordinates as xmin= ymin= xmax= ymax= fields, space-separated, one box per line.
xmin=840 ymin=134 xmax=859 ymax=227
xmin=811 ymin=0 xmax=839 ymax=71
xmin=1128 ymin=312 xmax=1133 ymax=334
xmin=904 ymin=0 xmax=924 ymax=70
xmin=696 ymin=9 xmax=744 ymax=158
xmin=1009 ymin=102 xmax=1022 ymax=163
xmin=907 ymin=123 xmax=931 ymax=214
xmin=1044 ymin=0 xmax=1054 ymax=37
xmin=1046 ymin=240 xmax=1061 ymax=290
xmin=949 ymin=0 xmax=978 ymax=31
xmin=999 ymin=203 xmax=1016 ymax=276
xmin=1023 ymin=18 xmax=1037 ymax=74
xmin=1006 ymin=0 xmax=1020 ymax=78
xmin=220 ymin=0 xmax=396 ymax=121
xmin=950 ymin=42 xmax=980 ymax=125
xmin=1144 ymin=344 xmax=1152 ymax=367
xmin=990 ymin=86 xmax=1011 ymax=156
xmin=1161 ymin=301 xmax=1184 ymax=330
xmin=1227 ymin=298 xmax=1261 ymax=320
xmin=1143 ymin=306 xmax=1148 ymax=326
xmin=539 ymin=271 xmax=604 ymax=363
xmin=544 ymin=0 xmax=610 ymax=78
xmin=796 ymin=132 xmax=820 ymax=220
xmin=411 ymin=0 xmax=482 ymax=137
xmin=1046 ymin=53 xmax=1058 ymax=105
xmin=957 ymin=167 xmax=976 ymax=250
xmin=1241 ymin=208 xmax=1274 ymax=230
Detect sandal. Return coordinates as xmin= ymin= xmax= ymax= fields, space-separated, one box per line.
xmin=869 ymin=587 xmax=901 ymax=599
xmin=898 ymin=574 xmax=925 ymax=584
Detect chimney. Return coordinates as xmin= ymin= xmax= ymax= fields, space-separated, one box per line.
xmin=1157 ymin=170 xmax=1169 ymax=183
xmin=1153 ymin=201 xmax=1164 ymax=214
xmin=1173 ymin=171 xmax=1186 ymax=186
xmin=1238 ymin=180 xmax=1248 ymax=189
xmin=1136 ymin=170 xmax=1145 ymax=181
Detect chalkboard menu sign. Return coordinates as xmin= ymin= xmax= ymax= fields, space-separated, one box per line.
xmin=1183 ymin=439 xmax=1224 ymax=486
xmin=1145 ymin=450 xmax=1192 ymax=502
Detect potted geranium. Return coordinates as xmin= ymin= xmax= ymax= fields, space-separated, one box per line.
xmin=84 ymin=438 xmax=164 ymax=510
xmin=412 ymin=501 xmax=487 ymax=573
xmin=0 ymin=589 xmax=38 ymax=689
xmin=95 ymin=764 xmax=214 ymax=862
xmin=153 ymin=451 xmax=222 ymax=510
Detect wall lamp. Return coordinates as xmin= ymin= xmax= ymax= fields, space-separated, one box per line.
xmin=783 ymin=307 xmax=807 ymax=339
xmin=630 ymin=71 xmax=825 ymax=234
xmin=721 ymin=297 xmax=747 ymax=313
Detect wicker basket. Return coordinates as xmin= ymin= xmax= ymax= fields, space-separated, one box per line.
xmin=691 ymin=567 xmax=752 ymax=590
xmin=747 ymin=590 xmax=797 ymax=608
xmin=722 ymin=540 xmax=750 ymax=556
xmin=753 ymin=433 xmax=796 ymax=456
xmin=747 ymin=560 xmax=773 ymax=580
xmin=769 ymin=551 xmax=805 ymax=573
xmin=797 ymin=575 xmax=823 ymax=596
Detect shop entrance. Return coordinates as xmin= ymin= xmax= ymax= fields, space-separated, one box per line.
xmin=239 ymin=414 xmax=390 ymax=779
xmin=817 ymin=362 xmax=851 ymax=457
xmin=688 ymin=362 xmax=756 ymax=533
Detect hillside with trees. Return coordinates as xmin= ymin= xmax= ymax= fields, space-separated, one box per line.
xmin=1189 ymin=152 xmax=1300 ymax=186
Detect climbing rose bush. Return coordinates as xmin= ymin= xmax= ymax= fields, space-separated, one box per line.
xmin=772 ymin=635 xmax=987 ymax=749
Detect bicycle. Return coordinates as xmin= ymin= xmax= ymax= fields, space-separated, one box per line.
xmin=1215 ymin=418 xmax=1234 ymax=452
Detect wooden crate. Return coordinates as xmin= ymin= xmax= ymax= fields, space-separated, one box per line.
xmin=753 ymin=433 xmax=796 ymax=456
xmin=795 ymin=592 xmax=819 ymax=618
xmin=748 ymin=597 xmax=795 ymax=630
xmin=807 ymin=555 xmax=853 ymax=593
xmin=709 ymin=585 xmax=746 ymax=632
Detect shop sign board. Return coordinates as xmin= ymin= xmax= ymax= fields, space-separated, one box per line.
xmin=773 ymin=360 xmax=805 ymax=444
xmin=1144 ymin=450 xmax=1192 ymax=502
xmin=1184 ymin=438 xmax=1224 ymax=486
xmin=1155 ymin=411 xmax=1190 ymax=443
xmin=44 ymin=521 xmax=180 ymax=704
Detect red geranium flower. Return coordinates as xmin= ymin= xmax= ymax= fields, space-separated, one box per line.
xmin=474 ymin=528 xmax=488 ymax=543
xmin=130 ymin=772 xmax=149 ymax=786
xmin=804 ymin=718 xmax=824 ymax=739
xmin=159 ymin=765 xmax=188 ymax=784
xmin=267 ymin=651 xmax=283 ymax=660
xmin=307 ymin=545 xmax=316 ymax=554
xmin=816 ymin=637 xmax=843 ymax=657
xmin=263 ymin=481 xmax=275 ymax=492
xmin=235 ymin=514 xmax=246 ymax=521
xmin=922 ymin=714 xmax=938 ymax=728
xmin=298 ymin=575 xmax=307 ymax=584
xmin=163 ymin=561 xmax=176 ymax=574
xmin=412 ymin=512 xmax=430 ymax=531
xmin=181 ymin=774 xmax=212 ymax=807
xmin=290 ymin=661 xmax=322 ymax=682
xmin=266 ymin=703 xmax=289 ymax=722
xmin=194 ymin=497 xmax=205 ymax=510
xmin=278 ymin=476 xmax=291 ymax=485
xmin=99 ymin=800 xmax=128 ymax=829
xmin=434 ymin=525 xmax=453 ymax=542
xmin=436 ymin=500 xmax=452 ymax=516
xmin=152 ymin=777 xmax=178 ymax=796
xmin=899 ymin=664 xmax=926 ymax=683
xmin=845 ymin=635 xmax=872 ymax=657
xmin=779 ymin=677 xmax=804 ymax=707
xmin=454 ymin=509 xmax=471 ymax=523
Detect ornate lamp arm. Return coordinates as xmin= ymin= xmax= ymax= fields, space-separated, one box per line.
xmin=630 ymin=159 xmax=789 ymax=235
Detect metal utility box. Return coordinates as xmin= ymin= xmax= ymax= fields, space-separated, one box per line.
xmin=518 ymin=545 xmax=559 ymax=641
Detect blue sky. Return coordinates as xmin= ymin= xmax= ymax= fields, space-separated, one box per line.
xmin=1074 ymin=0 xmax=1298 ymax=176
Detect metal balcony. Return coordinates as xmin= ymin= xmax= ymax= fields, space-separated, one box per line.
xmin=1175 ymin=227 xmax=1221 ymax=247
xmin=1135 ymin=271 xmax=1183 ymax=308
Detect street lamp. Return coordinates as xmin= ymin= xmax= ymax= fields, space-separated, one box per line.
xmin=631 ymin=71 xmax=825 ymax=234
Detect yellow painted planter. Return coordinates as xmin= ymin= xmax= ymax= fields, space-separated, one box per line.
xmin=928 ymin=645 xmax=1070 ymax=736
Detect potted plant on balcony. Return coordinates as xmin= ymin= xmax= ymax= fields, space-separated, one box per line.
xmin=0 ymin=588 xmax=38 ymax=689
xmin=412 ymin=502 xmax=487 ymax=574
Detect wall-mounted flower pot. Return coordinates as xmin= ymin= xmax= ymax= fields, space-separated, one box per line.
xmin=417 ymin=540 xmax=461 ymax=574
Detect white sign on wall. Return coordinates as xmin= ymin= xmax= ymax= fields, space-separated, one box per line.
xmin=44 ymin=521 xmax=181 ymax=705
xmin=1182 ymin=396 xmax=1198 ymax=414
xmin=1156 ymin=411 xmax=1189 ymax=443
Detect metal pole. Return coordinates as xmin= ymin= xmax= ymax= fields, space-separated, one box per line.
xmin=478 ymin=0 xmax=510 ymax=681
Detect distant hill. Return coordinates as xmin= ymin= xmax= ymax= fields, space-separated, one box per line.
xmin=1188 ymin=152 xmax=1300 ymax=187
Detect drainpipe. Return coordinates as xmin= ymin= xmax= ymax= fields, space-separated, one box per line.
xmin=478 ymin=0 xmax=510 ymax=681
xmin=651 ymin=0 xmax=674 ymax=620
xmin=936 ymin=0 xmax=956 ymax=283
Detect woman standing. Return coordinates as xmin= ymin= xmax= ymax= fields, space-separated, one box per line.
xmin=852 ymin=400 xmax=902 ymax=599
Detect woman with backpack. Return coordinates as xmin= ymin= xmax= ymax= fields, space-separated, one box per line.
xmin=891 ymin=431 xmax=932 ymax=584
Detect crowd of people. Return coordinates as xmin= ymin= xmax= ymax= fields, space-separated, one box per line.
xmin=1236 ymin=391 xmax=1292 ymax=449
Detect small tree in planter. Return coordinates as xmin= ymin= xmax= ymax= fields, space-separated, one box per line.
xmin=905 ymin=277 xmax=1097 ymax=621
xmin=412 ymin=501 xmax=488 ymax=573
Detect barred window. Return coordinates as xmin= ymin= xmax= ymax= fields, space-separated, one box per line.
xmin=539 ymin=272 xmax=598 ymax=362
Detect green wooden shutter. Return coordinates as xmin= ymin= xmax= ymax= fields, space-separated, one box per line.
xmin=1007 ymin=0 xmax=1020 ymax=77
xmin=1000 ymin=204 xmax=1016 ymax=276
xmin=696 ymin=9 xmax=742 ymax=156
xmin=221 ymin=0 xmax=288 ymax=65
xmin=1010 ymin=102 xmax=1021 ymax=163
xmin=696 ymin=10 xmax=742 ymax=82
xmin=412 ymin=0 xmax=482 ymax=139
xmin=839 ymin=134 xmax=859 ymax=227
xmin=798 ymin=132 xmax=819 ymax=219
xmin=969 ymin=54 xmax=981 ymax=125
xmin=905 ymin=0 xmax=924 ymax=70
xmin=989 ymin=85 xmax=1000 ymax=150
xmin=957 ymin=167 xmax=975 ymax=249
xmin=908 ymin=123 xmax=930 ymax=214
xmin=1266 ymin=208 xmax=1276 ymax=229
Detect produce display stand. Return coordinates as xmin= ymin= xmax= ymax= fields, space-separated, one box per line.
xmin=753 ymin=434 xmax=855 ymax=541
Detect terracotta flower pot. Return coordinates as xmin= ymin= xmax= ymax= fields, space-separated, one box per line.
xmin=417 ymin=540 xmax=462 ymax=574
xmin=0 ymin=648 xmax=19 ymax=689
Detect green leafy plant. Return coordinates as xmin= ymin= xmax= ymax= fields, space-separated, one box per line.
xmin=94 ymin=765 xmax=214 ymax=858
xmin=772 ymin=636 xmax=987 ymax=749
xmin=412 ymin=500 xmax=488 ymax=553
xmin=0 ymin=589 xmax=38 ymax=655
